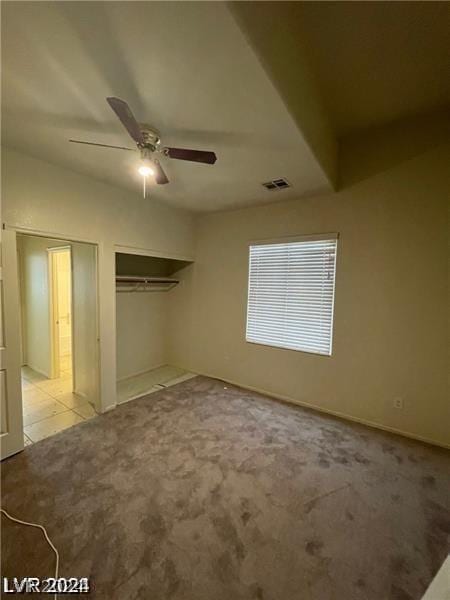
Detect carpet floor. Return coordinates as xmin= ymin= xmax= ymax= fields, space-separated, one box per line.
xmin=2 ymin=376 xmax=449 ymax=599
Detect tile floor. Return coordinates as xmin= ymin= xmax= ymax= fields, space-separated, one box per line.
xmin=22 ymin=360 xmax=97 ymax=445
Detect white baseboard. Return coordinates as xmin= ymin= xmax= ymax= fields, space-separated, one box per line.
xmin=23 ymin=363 xmax=50 ymax=379
xmin=100 ymin=366 xmax=450 ymax=450
xmin=199 ymin=371 xmax=450 ymax=450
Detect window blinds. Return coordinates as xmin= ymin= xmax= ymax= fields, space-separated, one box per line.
xmin=246 ymin=235 xmax=338 ymax=356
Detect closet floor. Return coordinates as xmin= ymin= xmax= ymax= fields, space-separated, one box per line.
xmin=117 ymin=365 xmax=196 ymax=404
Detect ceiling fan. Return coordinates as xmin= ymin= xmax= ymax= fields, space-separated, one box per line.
xmin=69 ymin=97 xmax=217 ymax=196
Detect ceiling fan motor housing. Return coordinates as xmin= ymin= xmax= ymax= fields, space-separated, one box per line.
xmin=140 ymin=126 xmax=160 ymax=152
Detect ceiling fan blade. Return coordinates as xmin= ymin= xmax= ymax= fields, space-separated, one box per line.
xmin=154 ymin=160 xmax=169 ymax=185
xmin=165 ymin=147 xmax=217 ymax=164
xmin=106 ymin=97 xmax=145 ymax=145
xmin=69 ymin=139 xmax=136 ymax=151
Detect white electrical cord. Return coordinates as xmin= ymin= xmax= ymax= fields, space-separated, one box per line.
xmin=1 ymin=508 xmax=59 ymax=599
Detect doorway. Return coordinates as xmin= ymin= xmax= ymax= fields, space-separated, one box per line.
xmin=49 ymin=247 xmax=73 ymax=381
xmin=17 ymin=233 xmax=99 ymax=446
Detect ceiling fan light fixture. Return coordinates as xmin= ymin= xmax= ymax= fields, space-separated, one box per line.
xmin=138 ymin=162 xmax=154 ymax=177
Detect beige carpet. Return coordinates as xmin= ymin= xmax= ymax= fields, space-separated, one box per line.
xmin=2 ymin=376 xmax=449 ymax=599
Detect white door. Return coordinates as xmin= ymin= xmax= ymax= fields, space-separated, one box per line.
xmin=72 ymin=242 xmax=99 ymax=410
xmin=1 ymin=229 xmax=24 ymax=459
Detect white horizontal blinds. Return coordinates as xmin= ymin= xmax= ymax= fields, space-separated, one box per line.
xmin=246 ymin=237 xmax=337 ymax=355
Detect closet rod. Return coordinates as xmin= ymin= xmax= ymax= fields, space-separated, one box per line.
xmin=116 ymin=276 xmax=179 ymax=284
xmin=116 ymin=275 xmax=179 ymax=293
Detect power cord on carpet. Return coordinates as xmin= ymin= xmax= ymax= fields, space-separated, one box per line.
xmin=1 ymin=508 xmax=59 ymax=599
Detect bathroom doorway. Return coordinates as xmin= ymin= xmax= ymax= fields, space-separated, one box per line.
xmin=49 ymin=246 xmax=73 ymax=380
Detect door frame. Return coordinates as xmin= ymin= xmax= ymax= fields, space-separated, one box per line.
xmin=1 ymin=229 xmax=25 ymax=459
xmin=47 ymin=246 xmax=72 ymax=380
xmin=5 ymin=225 xmax=101 ymax=429
xmin=71 ymin=242 xmax=100 ymax=410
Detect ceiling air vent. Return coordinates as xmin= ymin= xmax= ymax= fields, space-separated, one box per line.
xmin=262 ymin=178 xmax=291 ymax=191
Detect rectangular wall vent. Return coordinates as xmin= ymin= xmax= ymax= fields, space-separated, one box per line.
xmin=262 ymin=178 xmax=291 ymax=191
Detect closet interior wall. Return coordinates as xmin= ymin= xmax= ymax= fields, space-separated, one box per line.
xmin=116 ymin=287 xmax=167 ymax=381
xmin=115 ymin=252 xmax=192 ymax=402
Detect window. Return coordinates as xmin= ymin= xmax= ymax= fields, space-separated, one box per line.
xmin=246 ymin=234 xmax=338 ymax=356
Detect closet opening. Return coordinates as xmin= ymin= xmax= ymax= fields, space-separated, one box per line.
xmin=17 ymin=234 xmax=99 ymax=445
xmin=115 ymin=251 xmax=195 ymax=404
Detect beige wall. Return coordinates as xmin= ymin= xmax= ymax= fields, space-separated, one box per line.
xmin=3 ymin=149 xmax=195 ymax=256
xmin=3 ymin=148 xmax=195 ymax=410
xmin=18 ymin=235 xmax=53 ymax=377
xmin=168 ymin=140 xmax=450 ymax=447
xmin=18 ymin=235 xmax=73 ymax=377
xmin=116 ymin=292 xmax=167 ymax=381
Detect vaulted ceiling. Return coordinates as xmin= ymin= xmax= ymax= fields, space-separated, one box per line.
xmin=2 ymin=1 xmax=448 ymax=212
xmin=293 ymin=1 xmax=450 ymax=137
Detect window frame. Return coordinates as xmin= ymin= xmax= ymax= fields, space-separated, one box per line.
xmin=245 ymin=233 xmax=338 ymax=357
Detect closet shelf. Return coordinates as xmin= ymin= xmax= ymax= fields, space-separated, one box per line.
xmin=116 ymin=275 xmax=179 ymax=293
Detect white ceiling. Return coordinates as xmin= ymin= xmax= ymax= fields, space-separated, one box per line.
xmin=2 ymin=1 xmax=331 ymax=212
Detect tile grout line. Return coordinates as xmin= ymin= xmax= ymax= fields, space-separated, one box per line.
xmin=21 ymin=367 xmax=92 ymax=443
